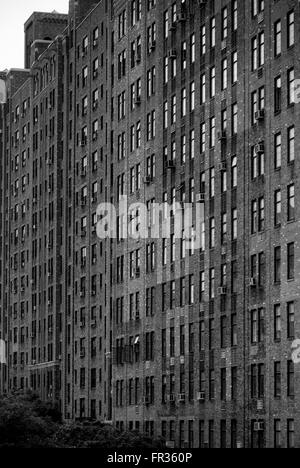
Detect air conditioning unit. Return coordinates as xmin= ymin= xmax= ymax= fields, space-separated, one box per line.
xmin=258 ymin=12 xmax=264 ymax=24
xmin=48 ymin=327 xmax=53 ymax=334
xmin=197 ymin=392 xmax=206 ymax=402
xmin=219 ymin=161 xmax=227 ymax=171
xmin=180 ymin=356 xmax=185 ymax=365
xmin=135 ymin=97 xmax=142 ymax=106
xmin=254 ymin=422 xmax=264 ymax=432
xmin=218 ymin=287 xmax=227 ymax=296
xmin=169 ymin=394 xmax=175 ymax=403
xmin=218 ymin=130 xmax=227 ymax=141
xmin=221 ymin=39 xmax=227 ymax=50
xmin=80 ymin=168 xmax=87 ymax=177
xmin=91 ymin=320 xmax=97 ymax=328
xmin=249 ymin=277 xmax=257 ymax=288
xmin=166 ymin=160 xmax=175 ymax=170
xmin=168 ymin=50 xmax=177 ymax=59
xmin=92 ymin=132 xmax=98 ymax=141
xmin=93 ymin=39 xmax=98 ymax=48
xmin=255 ymin=109 xmax=265 ymax=121
xmin=143 ymin=176 xmax=151 ymax=185
xmin=169 ymin=22 xmax=177 ymax=31
xmin=166 ymin=441 xmax=175 ymax=449
xmin=30 ymin=333 xmax=36 ymax=339
xmin=80 ymin=199 xmax=86 ymax=207
xmin=178 ymin=393 xmax=186 ymax=403
xmin=93 ymin=101 xmax=98 ymax=110
xmin=170 ymin=357 xmax=175 ymax=367
xmin=177 ymin=13 xmax=186 ymax=22
xmin=80 ymin=291 xmax=85 ymax=298
xmin=196 ymin=193 xmax=205 ymax=203
xmin=80 ymin=321 xmax=85 ymax=328
xmin=92 ymin=256 xmax=97 ymax=265
xmin=143 ymin=396 xmax=150 ymax=405
xmin=149 ymin=41 xmax=156 ymax=51
xmin=31 ymin=360 xmax=36 ymax=365
xmin=255 ymin=143 xmax=264 ymax=154
xmin=91 ymin=290 xmax=97 ymax=297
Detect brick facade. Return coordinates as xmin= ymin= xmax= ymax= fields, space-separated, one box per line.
xmin=0 ymin=0 xmax=300 ymax=449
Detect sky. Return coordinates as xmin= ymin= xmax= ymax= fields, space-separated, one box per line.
xmin=0 ymin=0 xmax=69 ymax=70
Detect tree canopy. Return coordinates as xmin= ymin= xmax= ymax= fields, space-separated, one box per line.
xmin=0 ymin=392 xmax=164 ymax=449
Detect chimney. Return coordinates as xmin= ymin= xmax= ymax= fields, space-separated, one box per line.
xmin=69 ymin=0 xmax=100 ymax=26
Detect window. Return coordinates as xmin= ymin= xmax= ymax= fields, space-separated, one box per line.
xmin=181 ymin=88 xmax=187 ymax=117
xmin=200 ymin=25 xmax=206 ymax=56
xmin=274 ymin=362 xmax=281 ymax=398
xmin=209 ymin=117 xmax=215 ymax=148
xmin=222 ymin=7 xmax=228 ymax=40
xmin=232 ymin=103 xmax=238 ymax=135
xmin=274 ymin=190 xmax=281 ymax=227
xmin=274 ymin=420 xmax=281 ymax=448
xmin=221 ymin=58 xmax=228 ymax=90
xmin=251 ymin=200 xmax=257 ymax=234
xmin=287 ymin=184 xmax=295 ymax=221
xmin=231 ymin=420 xmax=237 ymax=449
xmin=287 ymin=126 xmax=295 ymax=163
xmin=221 ymin=369 xmax=227 ymax=401
xmin=171 ymin=95 xmax=176 ymax=124
xmin=210 ymin=67 xmax=216 ymax=98
xmin=287 ymin=68 xmax=295 ymax=105
xmin=287 ymin=420 xmax=295 ymax=448
xmin=232 ymin=209 xmax=238 ymax=240
xmin=274 ymin=133 xmax=281 ymax=169
xmin=252 ymin=0 xmax=264 ymax=17
xmin=251 ymin=37 xmax=258 ymax=71
xmin=287 ymin=11 xmax=295 ymax=48
xmin=209 ymin=268 xmax=215 ymax=300
xmin=287 ymin=361 xmax=294 ymax=397
xmin=232 ymin=52 xmax=238 ymax=84
xmin=258 ymin=197 xmax=265 ymax=232
xmin=274 ymin=76 xmax=282 ymax=113
xmin=252 ymin=32 xmax=264 ymax=69
xmin=274 ymin=20 xmax=281 ymax=57
xmin=118 ymin=10 xmax=127 ymax=40
xmin=190 ymin=34 xmax=195 ymax=64
xmin=274 ymin=304 xmax=281 ymax=341
xmin=200 ymin=74 xmax=206 ymax=105
xmin=287 ymin=302 xmax=295 ymax=339
xmin=274 ymin=246 xmax=281 ymax=283
xmin=287 ymin=243 xmax=294 ymax=280
xmin=231 ymin=314 xmax=237 ymax=347
xmin=210 ymin=17 xmax=216 ymax=48
xmin=190 ymin=82 xmax=195 ymax=112
xmin=231 ymin=156 xmax=237 ymax=188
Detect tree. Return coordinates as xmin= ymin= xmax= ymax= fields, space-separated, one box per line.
xmin=0 ymin=393 xmax=165 ymax=449
xmin=0 ymin=391 xmax=57 ymax=448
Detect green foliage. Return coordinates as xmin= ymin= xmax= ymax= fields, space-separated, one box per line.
xmin=0 ymin=392 xmax=165 ymax=449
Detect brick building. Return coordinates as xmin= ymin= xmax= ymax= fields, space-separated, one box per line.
xmin=0 ymin=0 xmax=300 ymax=448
